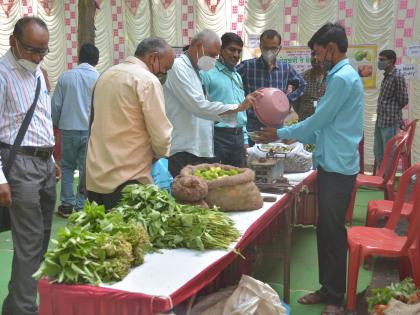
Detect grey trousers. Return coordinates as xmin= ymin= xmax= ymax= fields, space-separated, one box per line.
xmin=1 ymin=149 xmax=56 ymax=315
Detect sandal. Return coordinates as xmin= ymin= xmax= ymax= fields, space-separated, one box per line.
xmin=321 ymin=304 xmax=346 ymax=315
xmin=297 ymin=290 xmax=327 ymax=305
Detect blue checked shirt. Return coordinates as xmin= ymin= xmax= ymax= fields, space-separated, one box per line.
xmin=236 ymin=57 xmax=306 ymax=128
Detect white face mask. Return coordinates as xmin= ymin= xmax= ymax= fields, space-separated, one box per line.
xmin=15 ymin=44 xmax=40 ymax=74
xmin=261 ymin=49 xmax=278 ymax=64
xmin=197 ymin=46 xmax=216 ymax=71
xmin=17 ymin=59 xmax=40 ymax=74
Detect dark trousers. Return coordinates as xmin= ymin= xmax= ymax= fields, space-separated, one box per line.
xmin=1 ymin=149 xmax=56 ymax=315
xmin=168 ymin=152 xmax=214 ymax=177
xmin=214 ymin=128 xmax=245 ymax=167
xmin=87 ymin=180 xmax=138 ymax=211
xmin=316 ymin=166 xmax=356 ymax=305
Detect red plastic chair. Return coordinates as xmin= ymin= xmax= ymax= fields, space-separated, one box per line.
xmin=400 ymin=119 xmax=418 ymax=172
xmin=373 ymin=119 xmax=417 ymax=175
xmin=366 ymin=198 xmax=414 ymax=228
xmin=346 ymin=163 xmax=420 ymax=312
xmin=346 ymin=132 xmax=409 ymax=223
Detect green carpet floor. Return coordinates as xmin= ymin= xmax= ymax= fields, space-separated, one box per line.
xmin=0 ymin=182 xmax=385 ymax=314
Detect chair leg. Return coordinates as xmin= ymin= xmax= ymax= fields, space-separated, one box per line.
xmin=408 ymin=248 xmax=420 ymax=286
xmin=399 ymin=256 xmax=411 ymax=281
xmin=346 ymin=187 xmax=358 ymax=223
xmin=346 ymin=245 xmax=362 ymax=312
xmin=384 ymin=185 xmax=395 ymax=201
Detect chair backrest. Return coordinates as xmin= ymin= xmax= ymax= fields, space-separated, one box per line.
xmin=377 ymin=132 xmax=409 ymax=183
xmin=386 ymin=163 xmax=420 ymax=252
xmin=404 ymin=119 xmax=418 ymax=154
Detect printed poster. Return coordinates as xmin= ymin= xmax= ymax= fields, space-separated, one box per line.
xmin=347 ymin=44 xmax=378 ymax=89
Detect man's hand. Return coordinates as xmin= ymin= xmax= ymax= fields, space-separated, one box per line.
xmin=0 ymin=183 xmax=12 ymax=207
xmin=55 ymin=163 xmax=62 ymax=182
xmin=238 ymin=90 xmax=264 ymax=112
xmin=256 ymin=127 xmax=280 ymax=144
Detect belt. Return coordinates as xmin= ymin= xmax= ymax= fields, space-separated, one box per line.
xmin=214 ymin=127 xmax=243 ymax=135
xmin=0 ymin=142 xmax=54 ymax=159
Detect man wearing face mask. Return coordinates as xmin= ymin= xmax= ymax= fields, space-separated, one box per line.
xmin=374 ymin=50 xmax=408 ymax=170
xmin=0 ymin=17 xmax=59 ymax=315
xmin=200 ymin=32 xmax=249 ymax=167
xmin=257 ymin=23 xmax=364 ymax=315
xmin=236 ymin=29 xmax=306 ymax=136
xmin=164 ymin=29 xmax=260 ymax=177
xmin=85 ymin=37 xmax=173 ymax=210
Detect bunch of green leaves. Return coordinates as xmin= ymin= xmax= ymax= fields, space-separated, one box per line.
xmin=115 ymin=184 xmax=240 ymax=250
xmin=35 ymin=202 xmax=151 ymax=284
xmin=366 ymin=278 xmax=417 ymax=311
xmin=33 ymin=226 xmax=133 ymax=284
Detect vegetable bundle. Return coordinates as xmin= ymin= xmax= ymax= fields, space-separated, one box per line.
xmin=34 ymin=202 xmax=151 ymax=284
xmin=115 ymin=184 xmax=240 ymax=250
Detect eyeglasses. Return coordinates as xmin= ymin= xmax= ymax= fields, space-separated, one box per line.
xmin=17 ymin=39 xmax=49 ymax=56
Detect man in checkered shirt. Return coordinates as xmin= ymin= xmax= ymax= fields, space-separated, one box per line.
xmin=374 ymin=49 xmax=409 ymax=169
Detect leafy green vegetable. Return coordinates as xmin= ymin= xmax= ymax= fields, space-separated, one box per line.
xmin=115 ymin=184 xmax=240 ymax=251
xmin=366 ymin=278 xmax=417 ymax=311
xmin=34 ymin=202 xmax=151 ymax=285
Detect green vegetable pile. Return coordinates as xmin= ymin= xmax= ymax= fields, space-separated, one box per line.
xmin=194 ymin=166 xmax=241 ymax=180
xmin=115 ymin=184 xmax=240 ymax=250
xmin=366 ymin=278 xmax=417 ymax=311
xmin=34 ymin=185 xmax=240 ymax=285
xmin=304 ymin=144 xmax=315 ymax=152
xmin=34 ymin=202 xmax=151 ymax=285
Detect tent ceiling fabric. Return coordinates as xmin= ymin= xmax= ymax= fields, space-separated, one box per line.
xmin=0 ymin=0 xmax=419 ymax=166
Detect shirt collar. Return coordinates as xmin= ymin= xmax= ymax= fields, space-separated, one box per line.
xmin=327 ymin=58 xmax=349 ymax=77
xmin=215 ymin=59 xmax=237 ymax=72
xmin=257 ymin=56 xmax=279 ymax=70
xmin=384 ymin=67 xmax=396 ymax=77
xmin=77 ymin=62 xmax=98 ymax=72
xmin=124 ymin=56 xmax=149 ymax=70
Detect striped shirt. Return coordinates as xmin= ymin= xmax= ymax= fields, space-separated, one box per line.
xmin=0 ymin=49 xmax=54 ymax=182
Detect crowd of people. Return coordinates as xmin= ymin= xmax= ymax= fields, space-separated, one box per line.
xmin=0 ymin=16 xmax=408 ymax=315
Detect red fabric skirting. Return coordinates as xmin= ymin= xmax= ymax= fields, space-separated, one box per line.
xmin=38 ymin=172 xmax=317 ymax=315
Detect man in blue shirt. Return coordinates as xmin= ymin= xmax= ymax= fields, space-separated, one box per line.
xmin=258 ymin=23 xmax=364 ymax=315
xmin=236 ymin=29 xmax=306 ymax=135
xmin=51 ymin=43 xmax=99 ymax=217
xmin=200 ymin=32 xmax=248 ymax=167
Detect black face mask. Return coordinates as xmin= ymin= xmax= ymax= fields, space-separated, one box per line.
xmin=322 ymin=49 xmax=334 ymax=72
xmin=156 ymin=72 xmax=167 ymax=85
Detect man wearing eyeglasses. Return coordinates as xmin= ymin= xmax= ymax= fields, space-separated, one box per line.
xmin=0 ymin=17 xmax=59 ymax=315
xmin=237 ymin=30 xmax=306 ymax=140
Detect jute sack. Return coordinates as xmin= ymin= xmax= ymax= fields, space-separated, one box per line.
xmin=180 ymin=163 xmax=263 ymax=211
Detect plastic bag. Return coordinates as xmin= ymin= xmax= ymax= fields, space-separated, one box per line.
xmin=191 ymin=275 xmax=288 ymax=315
xmin=383 ymin=297 xmax=420 ymax=315
xmin=151 ymin=158 xmax=173 ymax=192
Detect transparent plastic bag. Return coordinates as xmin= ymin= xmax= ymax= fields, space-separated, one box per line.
xmin=191 ymin=275 xmax=288 ymax=315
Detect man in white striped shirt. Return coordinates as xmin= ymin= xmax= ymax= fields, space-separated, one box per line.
xmin=0 ymin=17 xmax=59 ymax=315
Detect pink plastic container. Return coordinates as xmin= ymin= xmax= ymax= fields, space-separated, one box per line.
xmin=255 ymin=88 xmax=290 ymax=128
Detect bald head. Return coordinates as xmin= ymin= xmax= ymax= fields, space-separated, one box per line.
xmin=188 ymin=29 xmax=221 ymax=69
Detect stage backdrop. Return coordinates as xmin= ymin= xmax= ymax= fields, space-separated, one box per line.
xmin=1 ymin=0 xmax=420 ymax=167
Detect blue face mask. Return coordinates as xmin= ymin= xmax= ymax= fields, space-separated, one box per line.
xmin=378 ymin=60 xmax=388 ymax=71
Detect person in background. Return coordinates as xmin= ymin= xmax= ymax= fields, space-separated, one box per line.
xmin=257 ymin=23 xmax=364 ymax=315
xmin=292 ymin=41 xmax=326 ymax=122
xmin=200 ymin=32 xmax=248 ymax=167
xmin=86 ymin=37 xmax=173 ymax=210
xmin=374 ymin=49 xmax=409 ymax=169
xmin=52 ymin=43 xmax=100 ymax=217
xmin=236 ymin=29 xmax=306 ymax=136
xmin=0 ymin=16 xmax=60 ymax=315
xmin=164 ymin=29 xmax=260 ymax=177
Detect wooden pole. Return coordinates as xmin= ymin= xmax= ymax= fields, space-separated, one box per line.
xmin=77 ymin=0 xmax=96 ymax=50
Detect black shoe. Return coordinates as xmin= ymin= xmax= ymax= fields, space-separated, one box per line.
xmin=57 ymin=205 xmax=74 ymax=218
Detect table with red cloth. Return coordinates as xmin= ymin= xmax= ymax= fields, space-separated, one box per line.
xmin=38 ymin=171 xmax=317 ymax=315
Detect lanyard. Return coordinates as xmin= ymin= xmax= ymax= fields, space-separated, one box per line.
xmin=221 ymin=68 xmax=243 ymax=90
